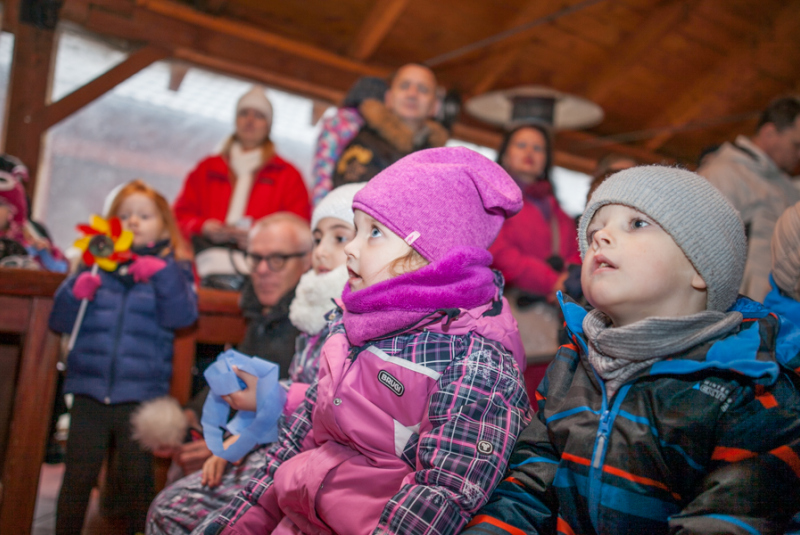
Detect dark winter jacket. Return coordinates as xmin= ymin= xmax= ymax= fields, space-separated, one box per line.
xmin=464 ymin=295 xmax=800 ymax=535
xmin=331 ymin=99 xmax=448 ymax=187
xmin=49 ymin=255 xmax=198 ymax=404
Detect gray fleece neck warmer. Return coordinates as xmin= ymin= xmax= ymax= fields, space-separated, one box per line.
xmin=582 ymin=308 xmax=743 ymax=397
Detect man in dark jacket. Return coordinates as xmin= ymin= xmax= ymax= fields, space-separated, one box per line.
xmin=176 ymin=213 xmax=312 ymax=475
xmin=331 ymin=63 xmax=448 ymax=187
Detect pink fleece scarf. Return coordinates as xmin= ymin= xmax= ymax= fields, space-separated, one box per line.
xmin=341 ymin=247 xmax=497 ymax=346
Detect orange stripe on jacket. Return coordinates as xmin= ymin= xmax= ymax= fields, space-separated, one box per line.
xmin=602 ymin=464 xmax=681 ymax=501
xmin=561 ymin=452 xmax=591 ymax=466
xmin=557 ymin=517 xmax=577 ymax=535
xmin=770 ymin=445 xmax=800 ymax=479
xmin=755 ymin=385 xmax=778 ymax=409
xmin=466 ymin=515 xmax=527 ymax=535
xmin=712 ymin=446 xmax=757 ymax=462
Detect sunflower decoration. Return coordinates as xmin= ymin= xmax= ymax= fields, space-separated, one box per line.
xmin=74 ymin=215 xmax=136 ymax=271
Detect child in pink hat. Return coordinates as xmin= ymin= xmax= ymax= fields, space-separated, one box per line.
xmin=205 ymin=146 xmax=531 ymax=535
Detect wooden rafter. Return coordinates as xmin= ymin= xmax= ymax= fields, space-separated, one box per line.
xmin=135 ymin=0 xmax=389 ymax=77
xmin=36 ymin=45 xmax=169 ymax=129
xmin=168 ymin=61 xmax=190 ymax=91
xmin=469 ymin=0 xmax=571 ymax=97
xmin=347 ymin=0 xmax=410 ymax=61
xmin=3 ymin=22 xmax=56 ymax=195
xmin=173 ymin=48 xmax=345 ymax=104
xmin=644 ymin=1 xmax=800 ymax=151
xmin=205 ymin=0 xmax=227 ymax=14
xmin=583 ymin=0 xmax=689 ymax=103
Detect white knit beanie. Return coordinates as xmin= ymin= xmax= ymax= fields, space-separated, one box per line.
xmin=311 ymin=183 xmax=366 ymax=231
xmin=771 ymin=201 xmax=800 ymax=300
xmin=237 ymin=86 xmax=273 ymax=127
xmin=579 ymin=165 xmax=746 ymax=312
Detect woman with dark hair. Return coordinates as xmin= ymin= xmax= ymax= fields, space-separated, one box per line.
xmin=490 ymin=124 xmax=580 ymax=303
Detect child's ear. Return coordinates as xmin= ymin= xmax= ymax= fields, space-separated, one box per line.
xmin=691 ymin=272 xmax=707 ymax=291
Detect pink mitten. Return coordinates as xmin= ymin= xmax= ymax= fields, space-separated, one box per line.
xmin=129 ymin=256 xmax=167 ymax=283
xmin=73 ymin=272 xmax=101 ymax=301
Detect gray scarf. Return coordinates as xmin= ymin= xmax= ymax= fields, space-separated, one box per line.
xmin=582 ymin=309 xmax=743 ymax=397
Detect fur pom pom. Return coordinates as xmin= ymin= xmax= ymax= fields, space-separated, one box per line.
xmin=130 ymin=396 xmax=188 ymax=451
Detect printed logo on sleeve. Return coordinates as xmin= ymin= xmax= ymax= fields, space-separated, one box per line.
xmin=477 ymin=441 xmax=494 ymax=455
xmin=378 ymin=370 xmax=404 ymax=396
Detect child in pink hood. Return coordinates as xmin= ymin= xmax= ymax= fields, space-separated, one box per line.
xmin=204 ymin=146 xmax=531 ymax=535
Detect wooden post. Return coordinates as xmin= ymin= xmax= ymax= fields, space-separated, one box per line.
xmin=2 ymin=21 xmax=56 ymax=198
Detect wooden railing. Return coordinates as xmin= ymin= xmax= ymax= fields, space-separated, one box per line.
xmin=0 ymin=270 xmax=246 ymax=534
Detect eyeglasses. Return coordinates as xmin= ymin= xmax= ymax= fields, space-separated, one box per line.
xmin=245 ymin=250 xmax=309 ymax=272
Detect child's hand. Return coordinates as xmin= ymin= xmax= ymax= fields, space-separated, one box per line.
xmin=129 ymin=256 xmax=167 ymax=283
xmin=221 ymin=366 xmax=258 ymax=412
xmin=201 ymin=455 xmax=227 ymax=487
xmin=200 ymin=434 xmax=241 ymax=487
xmin=73 ymin=272 xmax=101 ymax=300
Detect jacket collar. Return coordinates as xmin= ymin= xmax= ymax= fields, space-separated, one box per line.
xmin=558 ymin=293 xmax=780 ymax=383
xmin=240 ymin=280 xmax=297 ymax=324
xmin=358 ymin=99 xmax=448 ymax=152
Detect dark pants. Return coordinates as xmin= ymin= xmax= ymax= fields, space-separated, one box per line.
xmin=56 ymin=395 xmax=154 ymax=535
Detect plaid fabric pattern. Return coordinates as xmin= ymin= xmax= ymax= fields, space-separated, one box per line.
xmin=287 ymin=324 xmax=330 ymax=385
xmin=145 ymin=447 xmax=268 ymax=535
xmin=207 ymin=308 xmax=530 ymax=535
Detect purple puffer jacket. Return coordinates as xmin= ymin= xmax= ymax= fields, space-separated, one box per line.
xmin=207 ymin=299 xmax=531 ymax=535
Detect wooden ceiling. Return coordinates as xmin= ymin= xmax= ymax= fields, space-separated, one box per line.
xmin=13 ymin=0 xmax=800 ymax=168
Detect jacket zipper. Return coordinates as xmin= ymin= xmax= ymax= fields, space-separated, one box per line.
xmin=105 ymin=288 xmax=129 ymax=404
xmin=587 ymin=381 xmax=633 ymax=532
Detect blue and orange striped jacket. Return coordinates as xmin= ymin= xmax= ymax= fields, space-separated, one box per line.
xmin=464 ymin=295 xmax=800 ymax=535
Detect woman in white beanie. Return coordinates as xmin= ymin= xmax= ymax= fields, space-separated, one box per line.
xmin=173 ymin=86 xmax=311 ymax=289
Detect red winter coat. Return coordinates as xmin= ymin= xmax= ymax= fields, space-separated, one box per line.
xmin=173 ymin=152 xmax=311 ymax=239
xmin=489 ymin=194 xmax=580 ymax=296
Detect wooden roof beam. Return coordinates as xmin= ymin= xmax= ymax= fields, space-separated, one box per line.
xmin=135 ymin=0 xmax=390 ymax=77
xmin=36 ymin=45 xmax=169 ymax=129
xmin=468 ymin=0 xmax=559 ymax=97
xmin=172 ymin=48 xmax=345 ymax=104
xmin=643 ymin=2 xmax=800 ymax=151
xmin=584 ymin=0 xmax=689 ymax=103
xmin=2 ymin=22 xmax=56 ymax=196
xmin=205 ymin=0 xmax=226 ymax=15
xmin=347 ymin=0 xmax=410 ymax=61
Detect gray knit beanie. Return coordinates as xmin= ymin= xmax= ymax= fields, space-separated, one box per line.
xmin=578 ymin=165 xmax=746 ymax=312
xmin=771 ymin=201 xmax=800 ymax=300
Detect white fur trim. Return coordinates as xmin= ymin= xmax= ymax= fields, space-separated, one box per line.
xmin=130 ymin=396 xmax=188 ymax=451
xmin=288 ymin=264 xmax=349 ymax=335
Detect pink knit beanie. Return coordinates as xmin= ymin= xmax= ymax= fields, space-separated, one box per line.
xmin=352 ymin=146 xmax=523 ymax=261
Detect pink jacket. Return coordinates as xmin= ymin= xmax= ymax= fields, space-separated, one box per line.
xmin=209 ymin=299 xmax=531 ymax=535
xmin=489 ymin=194 xmax=580 ymax=296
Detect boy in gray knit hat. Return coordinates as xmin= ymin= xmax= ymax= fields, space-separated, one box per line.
xmin=466 ymin=166 xmax=800 ymax=535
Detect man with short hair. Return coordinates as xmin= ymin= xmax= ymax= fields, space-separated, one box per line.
xmin=329 ymin=63 xmax=448 ymax=188
xmin=699 ymin=95 xmax=800 ymax=301
xmin=146 ymin=214 xmax=311 ymax=535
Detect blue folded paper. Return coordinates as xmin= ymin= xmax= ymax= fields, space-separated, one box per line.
xmin=201 ymin=349 xmax=287 ymax=462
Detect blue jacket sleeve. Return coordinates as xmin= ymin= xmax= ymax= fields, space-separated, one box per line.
xmin=149 ymin=259 xmax=198 ymax=330
xmin=48 ymin=274 xmax=82 ymax=333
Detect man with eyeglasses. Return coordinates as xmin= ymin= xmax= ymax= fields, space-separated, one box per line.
xmin=237 ymin=212 xmax=312 ymax=377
